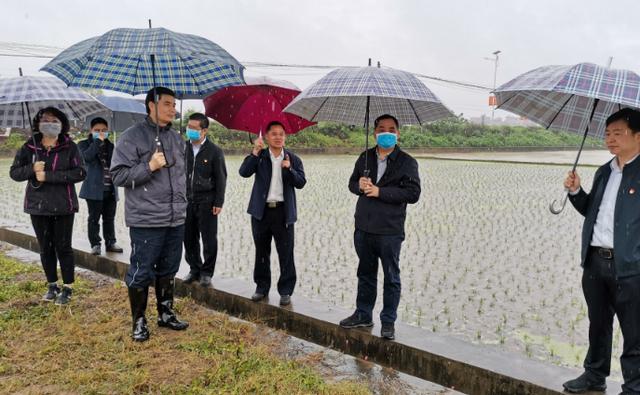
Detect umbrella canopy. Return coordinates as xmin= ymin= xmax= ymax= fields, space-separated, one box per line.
xmin=40 ymin=27 xmax=245 ymax=97
xmin=84 ymin=95 xmax=147 ymax=132
xmin=204 ymin=76 xmax=315 ymax=135
xmin=284 ymin=66 xmax=453 ymax=126
xmin=495 ymin=63 xmax=640 ymax=138
xmin=495 ymin=62 xmax=640 ymax=214
xmin=0 ymin=75 xmax=108 ymax=129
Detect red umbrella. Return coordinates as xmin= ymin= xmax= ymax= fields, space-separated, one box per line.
xmin=204 ymin=76 xmax=315 ymax=135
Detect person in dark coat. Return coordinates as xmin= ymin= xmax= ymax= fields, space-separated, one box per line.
xmin=339 ymin=114 xmax=421 ymax=341
xmin=9 ymin=107 xmax=86 ymax=305
xmin=78 ymin=117 xmax=123 ymax=256
xmin=110 ymin=87 xmax=188 ymax=342
xmin=562 ymin=108 xmax=640 ymax=394
xmin=183 ymin=112 xmax=227 ymax=287
xmin=239 ymin=121 xmax=306 ymax=306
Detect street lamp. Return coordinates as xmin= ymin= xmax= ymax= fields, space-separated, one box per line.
xmin=484 ymin=50 xmax=501 ymax=120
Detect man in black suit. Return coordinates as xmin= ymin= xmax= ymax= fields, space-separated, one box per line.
xmin=239 ymin=121 xmax=306 ymax=306
xmin=183 ymin=112 xmax=227 ymax=287
xmin=562 ymin=108 xmax=640 ymax=395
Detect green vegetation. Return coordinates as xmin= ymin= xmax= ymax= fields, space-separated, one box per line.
xmin=180 ymin=115 xmax=603 ymax=150
xmin=0 ymin=253 xmax=367 ymax=394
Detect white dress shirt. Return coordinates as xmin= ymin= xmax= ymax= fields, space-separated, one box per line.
xmin=266 ymin=149 xmax=284 ymax=202
xmin=590 ymin=155 xmax=639 ymax=248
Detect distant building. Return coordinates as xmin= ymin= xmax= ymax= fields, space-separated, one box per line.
xmin=469 ymin=115 xmax=538 ymax=127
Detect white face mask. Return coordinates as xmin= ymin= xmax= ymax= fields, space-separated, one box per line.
xmin=39 ymin=122 xmax=61 ymax=137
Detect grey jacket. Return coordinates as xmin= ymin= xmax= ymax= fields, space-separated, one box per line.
xmin=110 ymin=117 xmax=187 ymax=228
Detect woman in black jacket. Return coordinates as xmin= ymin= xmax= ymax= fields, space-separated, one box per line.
xmin=9 ymin=107 xmax=86 ymax=305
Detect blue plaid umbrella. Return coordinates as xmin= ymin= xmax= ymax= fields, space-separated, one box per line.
xmin=0 ymin=75 xmax=108 ymax=129
xmin=284 ymin=64 xmax=453 ymax=172
xmin=494 ymin=62 xmax=640 ymax=213
xmin=40 ymin=27 xmax=245 ymax=97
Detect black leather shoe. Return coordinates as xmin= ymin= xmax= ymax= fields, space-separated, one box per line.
xmin=279 ymin=295 xmax=291 ymax=306
xmin=156 ymin=276 xmax=189 ymax=331
xmin=562 ymin=372 xmax=606 ymax=393
xmin=199 ymin=275 xmax=212 ymax=287
xmin=183 ymin=272 xmax=199 ymax=284
xmin=128 ymin=286 xmax=150 ymax=342
xmin=251 ymin=292 xmax=266 ymax=302
xmin=90 ymin=245 xmax=101 ymax=255
xmin=381 ymin=322 xmax=395 ymax=340
xmin=106 ymin=243 xmax=123 ymax=253
xmin=339 ymin=312 xmax=373 ymax=329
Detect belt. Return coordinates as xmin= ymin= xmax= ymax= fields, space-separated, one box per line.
xmin=266 ymin=201 xmax=283 ymax=208
xmin=590 ymin=246 xmax=614 ymax=260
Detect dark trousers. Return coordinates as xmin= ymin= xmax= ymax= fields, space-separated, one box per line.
xmin=582 ymin=248 xmax=640 ymax=393
xmin=354 ymin=229 xmax=404 ymax=324
xmin=125 ymin=225 xmax=184 ymax=289
xmin=250 ymin=205 xmax=296 ymax=295
xmin=86 ymin=189 xmax=117 ymax=247
xmin=184 ymin=202 xmax=218 ymax=277
xmin=30 ymin=214 xmax=75 ymax=284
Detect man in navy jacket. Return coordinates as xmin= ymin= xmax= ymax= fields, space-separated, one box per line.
xmin=78 ymin=117 xmax=122 ymax=256
xmin=239 ymin=121 xmax=306 ymax=306
xmin=562 ymin=108 xmax=640 ymax=394
xmin=339 ymin=114 xmax=421 ymax=341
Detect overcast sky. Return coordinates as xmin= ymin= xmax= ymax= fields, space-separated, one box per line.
xmin=1 ymin=0 xmax=638 ymax=118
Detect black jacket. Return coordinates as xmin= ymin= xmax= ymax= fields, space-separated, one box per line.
xmin=10 ymin=133 xmax=86 ymax=216
xmin=349 ymin=146 xmax=421 ymax=235
xmin=185 ymin=138 xmax=227 ymax=206
xmin=78 ymin=136 xmax=118 ymax=201
xmin=569 ymin=157 xmax=640 ymax=278
xmin=239 ymin=148 xmax=306 ymax=225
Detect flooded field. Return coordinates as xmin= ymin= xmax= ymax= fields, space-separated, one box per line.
xmin=0 ymin=154 xmax=622 ymax=379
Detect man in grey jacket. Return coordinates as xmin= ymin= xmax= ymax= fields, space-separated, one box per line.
xmin=110 ymin=86 xmax=189 ymax=342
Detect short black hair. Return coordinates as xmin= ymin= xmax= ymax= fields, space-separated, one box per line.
xmin=606 ymin=108 xmax=640 ymax=133
xmin=265 ymin=121 xmax=286 ymax=133
xmin=374 ymin=114 xmax=399 ymax=129
xmin=33 ymin=106 xmax=70 ymax=134
xmin=188 ymin=112 xmax=209 ymax=130
xmin=145 ymin=86 xmax=176 ymax=114
xmin=90 ymin=117 xmax=108 ymax=129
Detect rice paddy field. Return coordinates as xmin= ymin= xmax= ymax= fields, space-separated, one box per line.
xmin=0 ymin=153 xmax=622 ymax=379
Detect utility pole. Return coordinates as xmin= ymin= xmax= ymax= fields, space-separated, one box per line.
xmin=485 ymin=50 xmax=501 ymax=120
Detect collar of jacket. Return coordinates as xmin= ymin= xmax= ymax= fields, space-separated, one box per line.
xmin=371 ymin=145 xmax=401 ymax=160
xmin=603 ymin=154 xmax=640 ymax=175
xmin=144 ymin=116 xmax=173 ymax=132
xmin=260 ymin=147 xmax=289 ymax=158
xmin=27 ymin=133 xmax=71 ymax=153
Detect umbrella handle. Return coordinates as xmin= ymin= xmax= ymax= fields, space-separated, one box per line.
xmin=549 ymin=188 xmax=569 ymax=215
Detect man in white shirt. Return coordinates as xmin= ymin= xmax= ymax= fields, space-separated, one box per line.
xmin=239 ymin=121 xmax=306 ymax=306
xmin=563 ymin=108 xmax=640 ymax=394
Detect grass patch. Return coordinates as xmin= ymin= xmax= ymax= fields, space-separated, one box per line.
xmin=0 ymin=253 xmax=368 ymax=394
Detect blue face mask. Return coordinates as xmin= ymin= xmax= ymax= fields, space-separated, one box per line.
xmin=92 ymin=132 xmax=109 ymax=140
xmin=376 ymin=132 xmax=397 ymax=149
xmin=186 ymin=128 xmax=201 ymax=140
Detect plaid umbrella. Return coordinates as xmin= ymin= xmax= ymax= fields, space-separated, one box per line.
xmin=40 ymin=27 xmax=245 ymax=97
xmin=284 ymin=65 xmax=452 ymax=172
xmin=0 ymin=75 xmax=108 ymax=129
xmin=494 ymin=62 xmax=640 ymax=213
xmin=284 ymin=66 xmax=452 ymax=126
xmin=204 ymin=75 xmax=315 ymax=135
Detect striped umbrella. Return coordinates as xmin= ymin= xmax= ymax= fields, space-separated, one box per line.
xmin=495 ymin=62 xmax=640 ymax=213
xmin=0 ymin=75 xmax=107 ymax=129
xmin=284 ymin=64 xmax=453 ymax=172
xmin=40 ymin=27 xmax=245 ymax=98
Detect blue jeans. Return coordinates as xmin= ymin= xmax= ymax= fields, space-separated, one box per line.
xmin=125 ymin=225 xmax=185 ymax=288
xmin=354 ymin=229 xmax=404 ymax=324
